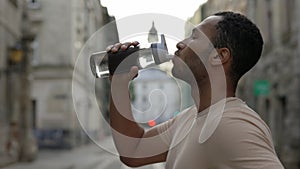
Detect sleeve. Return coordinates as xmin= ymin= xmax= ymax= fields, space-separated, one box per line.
xmin=207 ymin=111 xmax=285 ymax=169
xmin=154 ymin=106 xmax=195 ymax=148
xmin=154 ymin=116 xmax=176 ymax=147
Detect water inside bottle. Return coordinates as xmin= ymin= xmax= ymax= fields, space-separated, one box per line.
xmin=90 ymin=34 xmax=175 ymax=78
xmin=90 ymin=51 xmax=110 ymax=78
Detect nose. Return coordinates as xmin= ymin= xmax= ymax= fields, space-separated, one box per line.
xmin=176 ymin=41 xmax=186 ymax=50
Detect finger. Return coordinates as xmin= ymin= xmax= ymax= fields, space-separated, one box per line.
xmin=105 ymin=45 xmax=114 ymax=52
xmin=111 ymin=43 xmax=122 ymax=53
xmin=120 ymin=42 xmax=133 ymax=51
xmin=132 ymin=41 xmax=140 ymax=46
xmin=120 ymin=41 xmax=140 ymax=50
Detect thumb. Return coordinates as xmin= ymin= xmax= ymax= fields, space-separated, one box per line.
xmin=129 ymin=66 xmax=139 ymax=80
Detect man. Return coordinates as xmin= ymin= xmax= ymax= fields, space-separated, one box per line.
xmin=107 ymin=11 xmax=284 ymax=169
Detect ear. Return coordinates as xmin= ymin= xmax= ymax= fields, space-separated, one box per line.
xmin=210 ymin=48 xmax=231 ymax=66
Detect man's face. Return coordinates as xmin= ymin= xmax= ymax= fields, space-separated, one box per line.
xmin=172 ymin=16 xmax=222 ymax=84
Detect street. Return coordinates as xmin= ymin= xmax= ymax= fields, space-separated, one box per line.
xmin=2 ymin=136 xmax=165 ymax=169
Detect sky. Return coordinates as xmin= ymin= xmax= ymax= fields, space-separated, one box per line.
xmin=101 ymin=0 xmax=207 ymax=21
xmin=100 ymin=0 xmax=208 ymax=53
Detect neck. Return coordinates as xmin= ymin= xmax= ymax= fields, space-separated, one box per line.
xmin=190 ymin=76 xmax=236 ymax=113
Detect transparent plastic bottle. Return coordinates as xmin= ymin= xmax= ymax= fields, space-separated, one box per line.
xmin=90 ymin=34 xmax=174 ymax=78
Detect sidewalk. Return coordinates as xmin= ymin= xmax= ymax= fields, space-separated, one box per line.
xmin=0 ymin=154 xmax=16 ymax=168
xmin=2 ymin=137 xmax=115 ymax=169
xmin=1 ymin=136 xmax=165 ymax=169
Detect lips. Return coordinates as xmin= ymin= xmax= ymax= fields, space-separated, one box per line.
xmin=172 ymin=52 xmax=180 ymax=64
xmin=172 ymin=51 xmax=179 ymax=64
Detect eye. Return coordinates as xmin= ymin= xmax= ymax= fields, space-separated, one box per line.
xmin=191 ymin=29 xmax=199 ymax=40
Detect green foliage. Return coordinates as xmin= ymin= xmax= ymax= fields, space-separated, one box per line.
xmin=129 ymin=82 xmax=135 ymax=102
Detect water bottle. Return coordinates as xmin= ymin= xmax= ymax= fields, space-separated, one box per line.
xmin=90 ymin=34 xmax=174 ymax=78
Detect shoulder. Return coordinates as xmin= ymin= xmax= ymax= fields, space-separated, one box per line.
xmin=209 ymin=98 xmax=279 ymax=159
xmin=221 ymin=99 xmax=272 ymax=140
xmin=209 ymin=101 xmax=284 ymax=169
xmin=204 ymin=98 xmax=276 ymax=152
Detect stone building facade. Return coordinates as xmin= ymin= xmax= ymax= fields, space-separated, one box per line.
xmin=188 ymin=0 xmax=300 ymax=168
xmin=0 ymin=0 xmax=29 ymax=166
xmin=0 ymin=0 xmax=119 ymax=166
xmin=29 ymin=0 xmax=118 ymax=148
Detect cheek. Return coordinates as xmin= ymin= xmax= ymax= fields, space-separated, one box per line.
xmin=173 ymin=48 xmax=208 ymax=77
xmin=172 ymin=57 xmax=193 ymax=76
xmin=186 ymin=54 xmax=208 ymax=77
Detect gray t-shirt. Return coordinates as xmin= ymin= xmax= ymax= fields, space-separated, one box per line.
xmin=155 ymin=97 xmax=284 ymax=169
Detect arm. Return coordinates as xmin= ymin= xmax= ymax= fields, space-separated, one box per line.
xmin=108 ymin=43 xmax=168 ymax=167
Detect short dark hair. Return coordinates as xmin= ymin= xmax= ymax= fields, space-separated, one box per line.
xmin=212 ymin=11 xmax=263 ymax=83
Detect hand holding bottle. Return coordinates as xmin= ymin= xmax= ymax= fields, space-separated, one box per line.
xmin=90 ymin=34 xmax=173 ymax=79
xmin=106 ymin=41 xmax=140 ymax=82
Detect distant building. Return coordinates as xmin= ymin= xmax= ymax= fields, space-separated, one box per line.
xmin=0 ymin=1 xmax=119 ymax=162
xmin=0 ymin=0 xmax=30 ymax=166
xmin=148 ymin=21 xmax=158 ymax=43
xmin=27 ymin=0 xmax=118 ymax=149
xmin=132 ymin=68 xmax=181 ymax=127
xmin=188 ymin=1 xmax=300 ymax=168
